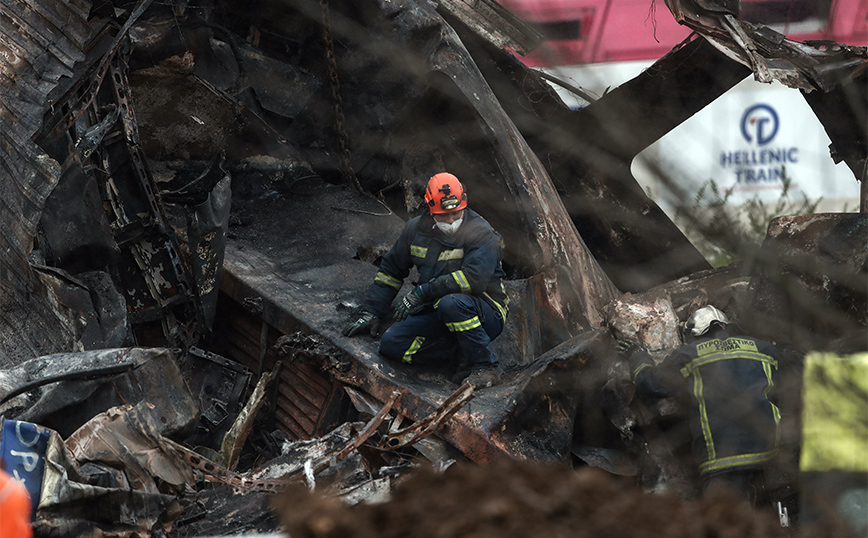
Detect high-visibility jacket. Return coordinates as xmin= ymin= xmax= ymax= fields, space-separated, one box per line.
xmin=363 ymin=208 xmax=508 ymax=320
xmin=0 ymin=468 xmax=33 ymax=538
xmin=629 ymin=328 xmax=781 ymax=477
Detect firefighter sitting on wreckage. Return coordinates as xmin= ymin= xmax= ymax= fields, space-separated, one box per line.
xmin=343 ymin=172 xmax=508 ymax=388
xmin=618 ymin=305 xmax=781 ymax=503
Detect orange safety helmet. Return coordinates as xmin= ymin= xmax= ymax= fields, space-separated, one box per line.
xmin=424 ymin=173 xmax=467 ymax=214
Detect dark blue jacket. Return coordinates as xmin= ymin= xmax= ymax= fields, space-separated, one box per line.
xmin=363 ymin=208 xmax=508 ymax=320
xmin=629 ymin=328 xmax=781 ymax=477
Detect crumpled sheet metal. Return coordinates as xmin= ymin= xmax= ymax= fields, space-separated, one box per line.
xmin=66 ymin=403 xmax=196 ymax=489
xmin=664 ymin=0 xmax=868 ymax=91
xmin=34 ymin=403 xmax=189 ymax=537
xmin=0 ymin=347 xmax=198 ymax=440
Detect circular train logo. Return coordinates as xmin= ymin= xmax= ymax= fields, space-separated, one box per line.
xmin=740 ymin=104 xmax=779 ymax=146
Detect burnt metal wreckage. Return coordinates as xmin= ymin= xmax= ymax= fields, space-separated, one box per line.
xmin=0 ymin=0 xmax=865 ymax=536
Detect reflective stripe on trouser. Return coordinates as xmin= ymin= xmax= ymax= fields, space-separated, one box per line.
xmin=378 ymin=293 xmax=503 ymax=367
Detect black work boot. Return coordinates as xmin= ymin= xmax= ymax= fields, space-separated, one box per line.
xmin=463 ymin=365 xmax=501 ymax=388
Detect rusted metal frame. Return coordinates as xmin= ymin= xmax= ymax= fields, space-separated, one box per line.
xmin=108 ymin=60 xmax=166 ymax=228
xmin=63 ymin=0 xmax=153 ymax=131
xmin=163 ymin=437 xmax=288 ymax=494
xmin=383 ymin=382 xmax=475 ymax=450
xmin=100 ymin=52 xmax=202 ymax=346
xmin=165 ymin=390 xmax=401 ymax=493
xmin=330 ymin=390 xmax=400 ymax=463
xmin=323 ymin=359 xmax=509 ymax=463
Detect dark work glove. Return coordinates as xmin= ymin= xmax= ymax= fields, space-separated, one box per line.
xmin=343 ymin=311 xmax=380 ymax=337
xmin=616 ymin=339 xmax=645 ymax=359
xmin=393 ymin=286 xmax=424 ymax=322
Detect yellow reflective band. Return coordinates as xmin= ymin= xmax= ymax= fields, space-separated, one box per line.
xmin=410 ymin=245 xmax=428 ymax=258
xmin=374 ymin=271 xmax=402 ymax=290
xmin=446 ymin=316 xmax=482 ymax=332
xmin=694 ymin=370 xmax=716 ymax=461
xmin=699 ymin=450 xmax=778 ymax=476
xmin=438 ymin=248 xmax=464 ymax=261
xmin=483 ymin=291 xmax=508 ymax=320
xmin=680 ymin=350 xmax=777 ymax=377
xmin=696 ymin=337 xmax=758 ymax=356
xmin=451 ymin=270 xmax=471 ymax=293
xmin=632 ymin=362 xmax=652 ymax=383
xmin=402 ymin=336 xmax=425 ymax=364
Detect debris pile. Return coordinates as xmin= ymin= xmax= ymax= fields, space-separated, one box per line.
xmin=0 ymin=0 xmax=865 ymax=536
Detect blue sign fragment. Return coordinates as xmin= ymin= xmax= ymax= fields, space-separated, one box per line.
xmin=0 ymin=418 xmax=50 ymax=518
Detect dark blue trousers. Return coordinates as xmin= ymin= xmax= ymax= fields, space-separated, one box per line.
xmin=379 ymin=294 xmax=503 ymax=368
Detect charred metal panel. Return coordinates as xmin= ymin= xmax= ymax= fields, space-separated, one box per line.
xmin=801 ymin=70 xmax=868 ymax=187
xmin=0 ymin=347 xmax=198 ymax=439
xmin=747 ymin=213 xmax=868 ymax=352
xmin=0 ymin=0 xmax=97 ymax=364
xmin=182 ymin=346 xmax=253 ymax=451
xmin=436 ymin=0 xmax=544 ymax=55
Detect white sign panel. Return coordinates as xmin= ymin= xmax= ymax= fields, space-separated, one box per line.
xmin=645 ymin=77 xmax=859 ymax=210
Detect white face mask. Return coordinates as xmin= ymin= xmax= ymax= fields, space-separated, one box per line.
xmin=435 ymin=218 xmax=463 ymax=236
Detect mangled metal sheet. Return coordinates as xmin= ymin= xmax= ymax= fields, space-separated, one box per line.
xmin=34 ymin=23 xmax=208 ymax=350
xmin=0 ymin=0 xmax=223 ymax=368
xmin=665 ymin=0 xmax=868 ymax=91
xmin=436 ymin=0 xmax=544 ymax=55
xmin=0 ymin=0 xmax=96 ymax=365
xmin=0 ymin=347 xmax=198 ymax=439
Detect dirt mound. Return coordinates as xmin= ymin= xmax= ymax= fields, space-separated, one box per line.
xmin=271 ymin=458 xmax=852 ymax=538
